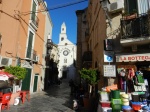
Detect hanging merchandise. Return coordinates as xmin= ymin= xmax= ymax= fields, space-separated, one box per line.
xmin=117 ymin=68 xmax=127 ymax=91
xmin=117 ymin=68 xmax=126 ymax=77
xmin=128 ymin=68 xmax=135 ymax=80
xmin=135 ymin=71 xmax=144 ymax=83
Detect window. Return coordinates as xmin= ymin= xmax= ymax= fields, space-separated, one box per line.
xmin=125 ymin=0 xmax=137 ymax=14
xmin=61 ymin=37 xmax=64 ymax=41
xmin=62 ymin=28 xmax=64 ymax=31
xmin=64 ymin=59 xmax=67 ymax=63
xmin=26 ymin=31 xmax=33 ymax=58
xmin=31 ymin=1 xmax=37 ymax=23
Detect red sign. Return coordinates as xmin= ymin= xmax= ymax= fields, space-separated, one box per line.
xmin=116 ymin=53 xmax=150 ymax=62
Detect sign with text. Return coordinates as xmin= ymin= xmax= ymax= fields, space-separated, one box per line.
xmin=116 ymin=53 xmax=150 ymax=62
xmin=103 ymin=65 xmax=116 ymax=77
xmin=104 ymin=51 xmax=114 ymax=62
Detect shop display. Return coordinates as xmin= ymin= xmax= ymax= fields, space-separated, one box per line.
xmin=97 ymin=65 xmax=150 ymax=112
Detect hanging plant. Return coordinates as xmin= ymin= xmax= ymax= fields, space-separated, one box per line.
xmin=4 ymin=66 xmax=27 ymax=80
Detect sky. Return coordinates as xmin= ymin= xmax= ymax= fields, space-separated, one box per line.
xmin=44 ymin=0 xmax=88 ymax=44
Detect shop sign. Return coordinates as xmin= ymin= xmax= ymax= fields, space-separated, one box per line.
xmin=116 ymin=53 xmax=150 ymax=62
xmin=104 ymin=51 xmax=114 ymax=62
xmin=103 ymin=65 xmax=116 ymax=77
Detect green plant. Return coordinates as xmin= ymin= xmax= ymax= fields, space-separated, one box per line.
xmin=4 ymin=66 xmax=27 ymax=80
xmin=79 ymin=68 xmax=99 ymax=85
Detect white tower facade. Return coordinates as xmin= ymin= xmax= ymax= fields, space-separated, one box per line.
xmin=57 ymin=22 xmax=76 ymax=80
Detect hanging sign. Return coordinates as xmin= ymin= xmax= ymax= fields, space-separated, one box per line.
xmin=104 ymin=51 xmax=114 ymax=62
xmin=103 ymin=65 xmax=116 ymax=77
xmin=116 ymin=53 xmax=150 ymax=62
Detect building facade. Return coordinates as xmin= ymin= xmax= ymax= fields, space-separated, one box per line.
xmin=0 ymin=0 xmax=53 ymax=93
xmin=76 ymin=0 xmax=150 ymax=90
xmin=57 ymin=22 xmax=76 ymax=80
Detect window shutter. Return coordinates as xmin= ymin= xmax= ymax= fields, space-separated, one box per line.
xmin=31 ymin=1 xmax=36 ymax=21
xmin=26 ymin=31 xmax=33 ymax=58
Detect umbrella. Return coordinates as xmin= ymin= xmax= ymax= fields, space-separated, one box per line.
xmin=0 ymin=71 xmax=15 ymax=81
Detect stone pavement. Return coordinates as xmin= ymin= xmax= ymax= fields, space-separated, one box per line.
xmin=2 ymin=79 xmax=88 ymax=112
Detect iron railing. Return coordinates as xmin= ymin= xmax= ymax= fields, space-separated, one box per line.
xmin=26 ymin=49 xmax=37 ymax=61
xmin=31 ymin=14 xmax=39 ymax=27
xmin=121 ymin=13 xmax=150 ymax=39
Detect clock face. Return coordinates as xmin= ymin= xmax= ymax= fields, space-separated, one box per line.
xmin=63 ymin=50 xmax=69 ymax=56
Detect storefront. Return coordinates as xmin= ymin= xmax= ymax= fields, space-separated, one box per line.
xmin=97 ymin=53 xmax=150 ymax=112
xmin=116 ymin=53 xmax=150 ymax=93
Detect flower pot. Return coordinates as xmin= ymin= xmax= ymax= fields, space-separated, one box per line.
xmin=83 ymin=97 xmax=90 ymax=110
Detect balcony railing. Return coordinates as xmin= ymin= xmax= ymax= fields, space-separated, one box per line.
xmin=121 ymin=14 xmax=150 ymax=39
xmin=82 ymin=51 xmax=92 ymax=69
xmin=31 ymin=14 xmax=39 ymax=27
xmin=32 ymin=50 xmax=37 ymax=61
xmin=82 ymin=51 xmax=92 ymax=62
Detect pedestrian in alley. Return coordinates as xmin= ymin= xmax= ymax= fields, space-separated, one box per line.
xmin=69 ymin=79 xmax=74 ymax=95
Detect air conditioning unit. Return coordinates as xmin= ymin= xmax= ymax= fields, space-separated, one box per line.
xmin=0 ymin=57 xmax=12 ymax=66
xmin=35 ymin=56 xmax=39 ymax=62
xmin=107 ymin=0 xmax=124 ymax=13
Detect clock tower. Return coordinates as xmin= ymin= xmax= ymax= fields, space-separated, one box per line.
xmin=57 ymin=22 xmax=76 ymax=80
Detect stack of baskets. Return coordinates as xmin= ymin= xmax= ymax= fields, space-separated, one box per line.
xmin=121 ymin=94 xmax=130 ymax=106
xmin=110 ymin=90 xmax=122 ymax=112
xmin=99 ymin=91 xmax=112 ymax=112
xmin=121 ymin=94 xmax=133 ymax=112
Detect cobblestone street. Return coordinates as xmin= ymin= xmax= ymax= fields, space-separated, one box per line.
xmin=2 ymin=79 xmax=87 ymax=112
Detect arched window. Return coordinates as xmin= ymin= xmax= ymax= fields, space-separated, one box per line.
xmin=61 ymin=37 xmax=64 ymax=41
xmin=64 ymin=59 xmax=67 ymax=63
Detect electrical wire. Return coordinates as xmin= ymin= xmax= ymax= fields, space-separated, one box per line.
xmin=20 ymin=0 xmax=88 ymax=16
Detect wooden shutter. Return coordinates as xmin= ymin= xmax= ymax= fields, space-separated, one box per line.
xmin=26 ymin=31 xmax=33 ymax=58
xmin=22 ymin=68 xmax=31 ymax=91
xmin=31 ymin=1 xmax=36 ymax=21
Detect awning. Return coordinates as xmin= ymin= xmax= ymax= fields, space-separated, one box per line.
xmin=116 ymin=53 xmax=150 ymax=62
xmin=0 ymin=71 xmax=15 ymax=81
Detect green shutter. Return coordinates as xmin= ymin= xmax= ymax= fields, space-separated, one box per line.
xmin=31 ymin=1 xmax=36 ymax=21
xmin=21 ymin=68 xmax=31 ymax=91
xmin=26 ymin=31 xmax=33 ymax=58
xmin=33 ymin=75 xmax=38 ymax=92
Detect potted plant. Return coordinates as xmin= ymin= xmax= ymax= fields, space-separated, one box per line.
xmin=122 ymin=9 xmax=137 ymax=20
xmin=79 ymin=68 xmax=99 ymax=86
xmin=4 ymin=66 xmax=27 ymax=85
xmin=79 ymin=68 xmax=99 ymax=111
xmin=4 ymin=66 xmax=27 ymax=105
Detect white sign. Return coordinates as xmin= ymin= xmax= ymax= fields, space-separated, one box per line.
xmin=104 ymin=51 xmax=114 ymax=62
xmin=116 ymin=53 xmax=150 ymax=62
xmin=103 ymin=65 xmax=116 ymax=77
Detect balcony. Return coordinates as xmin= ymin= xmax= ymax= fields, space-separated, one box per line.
xmin=120 ymin=13 xmax=150 ymax=46
xmin=85 ymin=28 xmax=89 ymax=38
xmin=82 ymin=51 xmax=92 ymax=68
xmin=25 ymin=49 xmax=38 ymax=62
xmin=29 ymin=14 xmax=39 ymax=31
xmin=37 ymin=0 xmax=42 ymax=4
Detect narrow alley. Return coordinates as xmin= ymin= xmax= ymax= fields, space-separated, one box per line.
xmin=2 ymin=79 xmax=86 ymax=112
